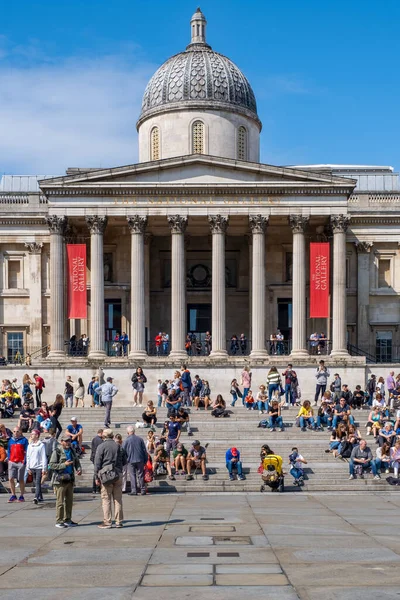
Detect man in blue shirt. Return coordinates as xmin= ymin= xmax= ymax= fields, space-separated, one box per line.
xmin=166 ymin=414 xmax=181 ymax=453
xmin=225 ymin=447 xmax=245 ymax=481
xmin=65 ymin=417 xmax=83 ymax=455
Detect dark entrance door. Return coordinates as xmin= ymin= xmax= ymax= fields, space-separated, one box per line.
xmin=104 ymin=299 xmax=122 ymax=354
xmin=277 ymin=298 xmax=292 ymax=343
xmin=187 ymin=304 xmax=212 ymax=341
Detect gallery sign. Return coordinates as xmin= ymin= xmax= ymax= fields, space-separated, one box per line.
xmin=66 ymin=244 xmax=87 ymax=319
xmin=310 ymin=242 xmax=330 ymax=318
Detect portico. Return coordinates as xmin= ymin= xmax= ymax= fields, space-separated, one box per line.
xmin=39 ymin=155 xmax=355 ymax=363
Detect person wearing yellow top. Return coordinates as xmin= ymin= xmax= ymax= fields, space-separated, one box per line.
xmin=297 ymin=400 xmax=316 ymax=431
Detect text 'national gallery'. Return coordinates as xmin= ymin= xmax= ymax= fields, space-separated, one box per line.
xmin=1 ymin=9 xmax=399 ymax=368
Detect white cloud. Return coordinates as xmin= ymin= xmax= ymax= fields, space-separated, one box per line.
xmin=0 ymin=54 xmax=156 ymax=174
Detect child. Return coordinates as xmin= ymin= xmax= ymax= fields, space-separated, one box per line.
xmin=256 ymin=385 xmax=267 ymax=414
xmin=245 ymin=390 xmax=255 ymax=410
xmin=289 ymin=447 xmax=307 ymax=486
xmin=146 ymin=430 xmax=157 ymax=455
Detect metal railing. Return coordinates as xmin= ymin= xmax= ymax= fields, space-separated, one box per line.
xmin=307 ymin=339 xmax=332 ymax=356
xmin=268 ymin=340 xmax=291 ymax=356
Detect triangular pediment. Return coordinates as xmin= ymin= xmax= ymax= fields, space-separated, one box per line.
xmin=39 ymin=154 xmax=356 ymax=191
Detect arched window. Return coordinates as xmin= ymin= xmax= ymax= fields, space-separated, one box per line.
xmin=192 ymin=120 xmax=205 ymax=154
xmin=237 ymin=126 xmax=247 ymax=160
xmin=150 ymin=126 xmax=160 ymax=161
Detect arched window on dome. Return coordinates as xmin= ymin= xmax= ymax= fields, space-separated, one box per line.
xmin=150 ymin=126 xmax=160 ymax=161
xmin=192 ymin=120 xmax=205 ymax=154
xmin=237 ymin=126 xmax=247 ymax=161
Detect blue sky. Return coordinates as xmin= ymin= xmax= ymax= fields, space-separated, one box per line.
xmin=1 ymin=0 xmax=399 ymax=174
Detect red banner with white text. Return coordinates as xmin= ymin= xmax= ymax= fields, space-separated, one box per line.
xmin=310 ymin=242 xmax=330 ymax=318
xmin=67 ymin=244 xmax=87 ymax=319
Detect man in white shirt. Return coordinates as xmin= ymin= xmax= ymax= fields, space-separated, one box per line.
xmin=26 ymin=429 xmax=47 ymax=504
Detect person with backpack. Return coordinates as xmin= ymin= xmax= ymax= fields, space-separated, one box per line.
xmin=49 ymin=436 xmax=82 ymax=527
xmin=97 ymin=377 xmax=119 ymax=428
xmin=282 ymin=364 xmax=297 ymax=406
xmin=64 ymin=376 xmax=74 ymax=408
xmin=94 ymin=429 xmax=126 ymax=529
xmin=229 ymin=378 xmax=242 ymax=407
xmin=367 ymin=374 xmax=376 ymax=407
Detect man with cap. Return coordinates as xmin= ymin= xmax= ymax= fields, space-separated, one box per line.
xmin=65 ymin=417 xmax=84 ymax=455
xmin=49 ymin=436 xmax=82 ymax=528
xmin=225 ymin=447 xmax=245 ymax=481
xmin=97 ymin=376 xmax=119 ymax=427
xmin=186 ymin=440 xmax=208 ymax=481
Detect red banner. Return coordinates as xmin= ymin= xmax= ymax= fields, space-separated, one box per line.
xmin=310 ymin=242 xmax=330 ymax=318
xmin=67 ymin=244 xmax=87 ymax=319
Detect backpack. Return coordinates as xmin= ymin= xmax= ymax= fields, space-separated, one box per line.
xmin=65 ymin=382 xmax=73 ymax=395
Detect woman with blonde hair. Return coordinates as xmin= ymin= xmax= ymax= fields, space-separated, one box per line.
xmin=74 ymin=377 xmax=85 ymax=408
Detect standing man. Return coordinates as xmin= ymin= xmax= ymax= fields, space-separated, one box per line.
xmin=314 ymin=360 xmax=330 ymax=405
xmin=49 ymin=436 xmax=82 ymax=528
xmin=90 ymin=428 xmax=104 ymax=494
xmin=180 ymin=365 xmax=192 ymax=407
xmin=122 ymin=425 xmax=148 ymax=496
xmin=282 ymin=363 xmax=297 ymax=406
xmin=387 ymin=371 xmax=396 ymax=396
xmin=367 ymin=374 xmax=376 ymax=407
xmin=64 ymin=376 xmax=74 ymax=408
xmin=7 ymin=427 xmax=29 ymax=503
xmin=26 ymin=429 xmax=47 ymax=504
xmin=33 ymin=373 xmax=45 ymax=409
xmin=94 ymin=429 xmax=126 ymax=529
xmin=98 ymin=376 xmax=118 ymax=428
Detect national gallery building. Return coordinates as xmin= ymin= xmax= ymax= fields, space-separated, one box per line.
xmin=1 ymin=9 xmax=399 ymax=376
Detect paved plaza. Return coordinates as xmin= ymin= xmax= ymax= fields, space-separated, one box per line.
xmin=1 ymin=492 xmax=400 ymax=599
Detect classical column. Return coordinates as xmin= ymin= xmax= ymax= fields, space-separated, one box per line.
xmin=289 ymin=215 xmax=309 ymax=357
xmin=127 ymin=216 xmax=147 ymax=360
xmin=209 ymin=215 xmax=229 ymax=358
xmin=45 ymin=216 xmax=67 ymax=359
xmin=24 ymin=242 xmax=44 ymax=352
xmin=144 ymin=233 xmax=152 ymax=346
xmin=331 ymin=215 xmax=351 ymax=357
xmin=249 ymin=215 xmax=268 ymax=358
xmin=86 ymin=216 xmax=107 ymax=358
xmin=168 ymin=215 xmax=188 ymax=360
xmin=355 ymin=242 xmax=372 ymax=353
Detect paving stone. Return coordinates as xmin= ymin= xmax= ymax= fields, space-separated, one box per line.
xmin=0 ymin=588 xmax=134 ymax=600
xmin=141 ymin=574 xmax=213 ymax=586
xmin=305 ymin=588 xmax=400 ymax=600
xmin=149 ymin=547 xmax=277 ymax=564
xmin=190 ymin=526 xmax=236 ymax=533
xmin=0 ymin=547 xmax=40 ymax=565
xmin=175 ymin=536 xmax=213 ymax=546
xmin=132 ymin=586 xmax=300 ymax=599
xmin=215 ymin=573 xmax=289 ymax=586
xmin=216 ymin=564 xmax=282 ymax=574
xmin=0 ymin=565 xmax=143 ymax=588
xmin=146 ymin=564 xmax=213 ymax=575
xmin=28 ymin=547 xmax=153 ymax=565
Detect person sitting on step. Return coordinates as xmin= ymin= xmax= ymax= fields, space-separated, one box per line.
xmin=186 ymin=440 xmax=208 ymax=481
xmin=349 ymin=439 xmax=379 ymax=480
xmin=225 ymin=447 xmax=245 ymax=481
xmin=289 ymin=447 xmax=307 ymax=486
xmin=267 ymin=400 xmax=284 ymax=431
xmin=297 ymin=400 xmax=316 ymax=431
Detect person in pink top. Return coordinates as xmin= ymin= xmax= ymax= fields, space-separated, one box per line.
xmin=390 ymin=439 xmax=400 ymax=479
xmin=240 ymin=367 xmax=252 ymax=406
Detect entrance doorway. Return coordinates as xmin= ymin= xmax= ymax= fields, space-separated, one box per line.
xmin=104 ymin=300 xmax=122 ymax=353
xmin=187 ymin=303 xmax=212 ymax=341
xmin=277 ymin=298 xmax=292 ymax=343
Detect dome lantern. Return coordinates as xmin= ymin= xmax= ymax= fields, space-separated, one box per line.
xmin=188 ymin=7 xmax=210 ymax=48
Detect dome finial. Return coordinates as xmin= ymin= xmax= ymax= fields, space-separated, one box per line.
xmin=190 ymin=7 xmax=207 ymax=45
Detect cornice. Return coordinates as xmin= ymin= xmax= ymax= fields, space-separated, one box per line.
xmin=350 ymin=217 xmax=400 ymax=225
xmin=0 ymin=218 xmax=47 ymax=226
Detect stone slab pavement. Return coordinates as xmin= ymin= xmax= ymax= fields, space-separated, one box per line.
xmin=0 ymin=491 xmax=400 ymax=599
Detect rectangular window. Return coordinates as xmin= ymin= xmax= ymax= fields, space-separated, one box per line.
xmin=378 ymin=259 xmax=391 ymax=288
xmin=285 ymin=252 xmax=293 ymax=282
xmin=376 ymin=330 xmax=392 ymax=362
xmin=8 ymin=260 xmax=21 ymax=289
xmin=7 ymin=332 xmax=24 ymax=362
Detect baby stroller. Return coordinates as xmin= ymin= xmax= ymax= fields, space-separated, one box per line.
xmin=259 ymin=453 xmax=284 ymax=493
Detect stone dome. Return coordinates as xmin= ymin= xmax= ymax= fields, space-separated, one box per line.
xmin=137 ymin=9 xmax=260 ymax=129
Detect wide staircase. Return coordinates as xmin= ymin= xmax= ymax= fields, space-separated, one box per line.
xmin=5 ymin=404 xmax=395 ymax=493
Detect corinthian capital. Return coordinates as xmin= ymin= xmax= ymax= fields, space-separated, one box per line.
xmin=45 ymin=215 xmax=67 ymax=234
xmin=289 ymin=215 xmax=309 ymax=233
xmin=355 ymin=241 xmax=373 ymax=254
xmin=85 ymin=215 xmax=108 ymax=234
xmin=331 ymin=214 xmax=350 ymax=233
xmin=127 ymin=215 xmax=148 ymax=234
xmin=168 ymin=215 xmax=188 ymax=233
xmin=24 ymin=242 xmax=43 ymax=254
xmin=249 ymin=214 xmax=269 ymax=233
xmin=209 ymin=214 xmax=229 ymax=233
